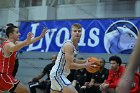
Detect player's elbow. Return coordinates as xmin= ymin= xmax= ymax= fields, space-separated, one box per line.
xmin=67 ymin=63 xmax=75 ymax=69
xmin=67 ymin=65 xmax=72 ymax=69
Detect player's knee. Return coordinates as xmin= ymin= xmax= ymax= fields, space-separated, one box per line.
xmin=20 ymin=87 xmax=30 ymax=93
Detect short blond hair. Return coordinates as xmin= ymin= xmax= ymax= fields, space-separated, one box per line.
xmin=71 ymin=23 xmax=82 ymax=29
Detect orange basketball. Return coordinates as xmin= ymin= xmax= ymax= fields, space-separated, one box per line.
xmin=86 ymin=57 xmax=101 ymax=73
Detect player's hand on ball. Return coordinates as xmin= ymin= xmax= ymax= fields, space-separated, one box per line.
xmin=85 ymin=57 xmax=101 ymax=73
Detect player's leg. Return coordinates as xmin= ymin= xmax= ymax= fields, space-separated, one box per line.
xmin=50 ymin=84 xmax=78 ymax=93
xmin=50 ymin=79 xmax=63 ymax=93
xmin=63 ymin=85 xmax=78 ymax=93
xmin=50 ymin=75 xmax=77 ymax=93
xmin=14 ymin=82 xmax=30 ymax=93
xmin=50 ymin=89 xmax=62 ymax=93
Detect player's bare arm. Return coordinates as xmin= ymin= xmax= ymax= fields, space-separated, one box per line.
xmin=6 ymin=28 xmax=47 ymax=53
xmin=64 ymin=42 xmax=92 ymax=69
xmin=116 ymin=34 xmax=140 ymax=93
xmin=26 ymin=28 xmax=48 ymax=45
xmin=74 ymin=58 xmax=86 ymax=64
xmin=5 ymin=32 xmax=33 ymax=53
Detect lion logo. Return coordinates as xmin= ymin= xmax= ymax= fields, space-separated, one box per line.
xmin=104 ymin=20 xmax=139 ymax=54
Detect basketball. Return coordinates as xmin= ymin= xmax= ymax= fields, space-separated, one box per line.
xmin=86 ymin=57 xmax=101 ymax=73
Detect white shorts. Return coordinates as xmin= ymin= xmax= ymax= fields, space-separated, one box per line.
xmin=50 ymin=75 xmax=71 ymax=92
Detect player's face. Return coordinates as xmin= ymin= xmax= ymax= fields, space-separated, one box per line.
xmin=12 ymin=28 xmax=21 ymax=41
xmin=71 ymin=27 xmax=82 ymax=40
xmin=110 ymin=61 xmax=119 ymax=71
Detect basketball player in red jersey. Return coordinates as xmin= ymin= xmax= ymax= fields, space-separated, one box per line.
xmin=0 ymin=25 xmax=47 ymax=93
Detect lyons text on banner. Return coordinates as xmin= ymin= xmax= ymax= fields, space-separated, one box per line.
xmin=19 ymin=18 xmax=140 ymax=54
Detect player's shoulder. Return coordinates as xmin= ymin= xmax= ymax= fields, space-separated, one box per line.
xmin=5 ymin=41 xmax=15 ymax=46
xmin=64 ymin=40 xmax=73 ymax=44
xmin=63 ymin=40 xmax=73 ymax=47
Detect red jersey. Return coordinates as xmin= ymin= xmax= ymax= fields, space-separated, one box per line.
xmin=0 ymin=40 xmax=19 ymax=91
xmin=0 ymin=40 xmax=17 ymax=75
xmin=104 ymin=66 xmax=125 ymax=88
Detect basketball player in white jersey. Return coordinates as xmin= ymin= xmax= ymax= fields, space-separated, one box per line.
xmin=50 ymin=23 xmax=94 ymax=93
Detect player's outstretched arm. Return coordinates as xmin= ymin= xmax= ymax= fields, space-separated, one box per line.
xmin=6 ymin=32 xmax=33 ymax=52
xmin=116 ymin=34 xmax=140 ymax=93
xmin=6 ymin=28 xmax=47 ymax=52
xmin=27 ymin=28 xmax=48 ymax=45
xmin=74 ymin=58 xmax=86 ymax=64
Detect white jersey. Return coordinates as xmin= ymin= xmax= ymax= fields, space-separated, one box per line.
xmin=50 ymin=40 xmax=77 ymax=78
xmin=50 ymin=40 xmax=77 ymax=91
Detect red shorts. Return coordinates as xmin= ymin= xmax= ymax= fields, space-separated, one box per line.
xmin=0 ymin=73 xmax=19 ymax=92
